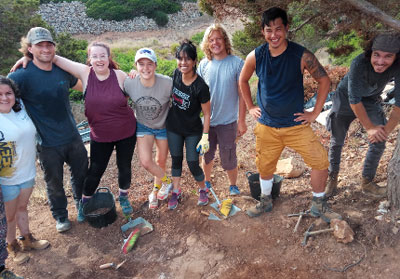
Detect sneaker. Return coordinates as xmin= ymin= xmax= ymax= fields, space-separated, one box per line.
xmin=19 ymin=233 xmax=49 ymax=251
xmin=56 ymin=217 xmax=72 ymax=233
xmin=361 ymin=177 xmax=386 ymax=198
xmin=148 ymin=189 xmax=159 ymax=209
xmin=119 ymin=196 xmax=133 ymax=216
xmin=325 ymin=172 xmax=339 ymax=198
xmin=310 ymin=196 xmax=342 ymax=223
xmin=77 ymin=201 xmax=85 ymax=223
xmin=6 ymin=240 xmax=29 ymax=265
xmin=246 ymin=194 xmax=273 ymax=217
xmin=0 ymin=269 xmax=24 ymax=279
xmin=168 ymin=189 xmax=182 ymax=210
xmin=157 ymin=182 xmax=173 ymax=200
xmin=229 ymin=185 xmax=241 ymax=196
xmin=197 ymin=189 xmax=209 ymax=206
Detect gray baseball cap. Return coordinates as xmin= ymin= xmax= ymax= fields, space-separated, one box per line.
xmin=27 ymin=27 xmax=55 ymax=45
xmin=372 ymin=34 xmax=400 ymax=54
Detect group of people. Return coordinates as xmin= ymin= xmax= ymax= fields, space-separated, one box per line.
xmin=0 ymin=5 xmax=399 ymax=279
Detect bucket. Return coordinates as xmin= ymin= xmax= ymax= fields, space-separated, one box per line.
xmin=246 ymin=172 xmax=283 ymax=201
xmin=83 ymin=187 xmax=117 ymax=228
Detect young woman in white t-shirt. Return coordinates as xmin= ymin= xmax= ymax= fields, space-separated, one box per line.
xmin=0 ymin=76 xmax=49 ymax=267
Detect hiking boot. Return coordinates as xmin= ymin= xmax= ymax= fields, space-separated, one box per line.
xmin=119 ymin=196 xmax=133 ymax=216
xmin=77 ymin=200 xmax=85 ymax=223
xmin=19 ymin=233 xmax=49 ymax=251
xmin=325 ymin=172 xmax=339 ymax=198
xmin=7 ymin=240 xmax=29 ymax=265
xmin=246 ymin=194 xmax=273 ymax=217
xmin=157 ymin=182 xmax=173 ymax=201
xmin=148 ymin=189 xmax=159 ymax=209
xmin=361 ymin=177 xmax=387 ymax=198
xmin=229 ymin=185 xmax=240 ymax=196
xmin=310 ymin=196 xmax=342 ymax=223
xmin=56 ymin=217 xmax=71 ymax=233
xmin=0 ymin=269 xmax=24 ymax=279
xmin=168 ymin=189 xmax=182 ymax=210
xmin=197 ymin=189 xmax=209 ymax=206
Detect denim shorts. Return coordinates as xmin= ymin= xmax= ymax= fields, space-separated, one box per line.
xmin=136 ymin=122 xmax=167 ymax=140
xmin=1 ymin=178 xmax=35 ymax=202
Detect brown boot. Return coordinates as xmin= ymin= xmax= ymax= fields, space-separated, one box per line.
xmin=361 ymin=177 xmax=386 ymax=198
xmin=325 ymin=172 xmax=339 ymax=198
xmin=19 ymin=233 xmax=50 ymax=251
xmin=7 ymin=240 xmax=29 ymax=265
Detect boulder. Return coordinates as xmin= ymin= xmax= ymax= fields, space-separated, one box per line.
xmin=330 ymin=219 xmax=354 ymax=244
xmin=276 ymin=157 xmax=305 ymax=178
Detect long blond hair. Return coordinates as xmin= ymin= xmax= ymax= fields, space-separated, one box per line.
xmin=200 ymin=24 xmax=232 ymax=60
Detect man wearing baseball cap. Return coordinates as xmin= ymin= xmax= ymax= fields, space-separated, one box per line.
xmin=326 ymin=33 xmax=400 ymax=198
xmin=8 ymin=27 xmax=88 ymax=232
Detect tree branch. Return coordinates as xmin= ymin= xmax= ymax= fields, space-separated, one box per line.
xmin=289 ymin=13 xmax=321 ymax=33
xmin=344 ymin=0 xmax=400 ymax=31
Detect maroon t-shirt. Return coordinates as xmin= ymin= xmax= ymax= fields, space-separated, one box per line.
xmin=85 ymin=68 xmax=136 ymax=142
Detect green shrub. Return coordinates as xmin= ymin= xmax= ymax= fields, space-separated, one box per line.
xmin=232 ymin=21 xmax=263 ymax=57
xmin=191 ymin=31 xmax=205 ymax=46
xmin=151 ymin=10 xmax=168 ymax=27
xmin=56 ymin=33 xmax=88 ymax=64
xmin=327 ymin=30 xmax=364 ymax=66
xmin=198 ymin=0 xmax=213 ymax=16
xmin=157 ymin=59 xmax=176 ymax=77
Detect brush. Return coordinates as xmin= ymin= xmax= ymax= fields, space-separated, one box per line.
xmin=122 ymin=228 xmax=140 ymax=254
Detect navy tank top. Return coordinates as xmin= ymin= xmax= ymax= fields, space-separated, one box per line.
xmin=255 ymin=41 xmax=305 ymax=127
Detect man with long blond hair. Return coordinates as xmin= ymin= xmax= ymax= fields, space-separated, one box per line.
xmin=197 ymin=24 xmax=247 ymax=200
xmin=8 ymin=27 xmax=88 ymax=233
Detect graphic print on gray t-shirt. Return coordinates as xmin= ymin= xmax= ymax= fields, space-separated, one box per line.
xmin=135 ymin=96 xmax=162 ymax=120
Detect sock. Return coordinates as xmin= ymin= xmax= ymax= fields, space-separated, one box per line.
xmin=161 ymin=174 xmax=171 ymax=184
xmin=119 ymin=189 xmax=128 ymax=197
xmin=0 ymin=265 xmax=4 ymax=273
xmin=205 ymin=181 xmax=211 ymax=188
xmin=313 ymin=192 xmax=325 ymax=198
xmin=154 ymin=183 xmax=161 ymax=190
xmin=260 ymin=177 xmax=273 ymax=196
xmin=82 ymin=195 xmax=91 ymax=204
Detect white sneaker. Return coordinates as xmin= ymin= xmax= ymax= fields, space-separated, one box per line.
xmin=157 ymin=182 xmax=173 ymax=200
xmin=149 ymin=190 xmax=158 ymax=209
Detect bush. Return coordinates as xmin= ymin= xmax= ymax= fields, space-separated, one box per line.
xmin=151 ymin=10 xmax=168 ymax=27
xmin=327 ymin=30 xmax=364 ymax=66
xmin=157 ymin=59 xmax=176 ymax=77
xmin=56 ymin=33 xmax=88 ymax=64
xmin=85 ymin=0 xmax=181 ymax=25
xmin=190 ymin=31 xmax=204 ymax=46
xmin=198 ymin=0 xmax=213 ymax=16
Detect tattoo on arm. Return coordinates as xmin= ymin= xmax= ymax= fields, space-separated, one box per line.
xmin=302 ymin=49 xmax=327 ymax=79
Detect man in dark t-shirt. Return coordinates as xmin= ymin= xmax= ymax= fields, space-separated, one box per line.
xmin=239 ymin=7 xmax=341 ymax=223
xmin=8 ymin=27 xmax=88 ymax=233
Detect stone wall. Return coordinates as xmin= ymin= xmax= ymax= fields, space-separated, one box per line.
xmin=39 ymin=1 xmax=202 ymax=35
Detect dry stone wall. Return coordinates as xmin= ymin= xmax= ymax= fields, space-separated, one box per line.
xmin=39 ymin=1 xmax=202 ymax=35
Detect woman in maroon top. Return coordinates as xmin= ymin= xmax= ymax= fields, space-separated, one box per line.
xmin=52 ymin=42 xmax=137 ymax=220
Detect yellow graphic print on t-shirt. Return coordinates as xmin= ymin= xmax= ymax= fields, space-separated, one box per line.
xmin=0 ymin=141 xmax=17 ymax=178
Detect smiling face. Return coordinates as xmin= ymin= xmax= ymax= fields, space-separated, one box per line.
xmin=177 ymin=51 xmax=196 ymax=76
xmin=370 ymin=50 xmax=397 ymax=73
xmin=136 ymin=58 xmax=156 ymax=80
xmin=0 ymin=84 xmax=16 ymax=114
xmin=89 ymin=45 xmax=110 ymax=74
xmin=208 ymin=30 xmax=227 ymax=58
xmin=28 ymin=41 xmax=55 ymax=65
xmin=262 ymin=17 xmax=289 ymax=53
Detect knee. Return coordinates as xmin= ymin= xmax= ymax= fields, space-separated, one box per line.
xmin=140 ymin=157 xmax=153 ymax=171
xmin=187 ymin=160 xmax=203 ymax=177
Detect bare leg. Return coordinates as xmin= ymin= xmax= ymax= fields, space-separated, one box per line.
xmin=15 ymin=187 xmax=33 ymax=236
xmin=310 ymin=169 xmax=328 ymax=193
xmin=202 ymin=160 xmax=214 ymax=182
xmin=137 ymin=136 xmax=165 ymax=181
xmin=226 ymin=167 xmax=238 ymax=185
xmin=154 ymin=138 xmax=169 ymax=185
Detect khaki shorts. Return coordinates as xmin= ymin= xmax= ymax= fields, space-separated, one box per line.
xmin=255 ymin=123 xmax=329 ymax=177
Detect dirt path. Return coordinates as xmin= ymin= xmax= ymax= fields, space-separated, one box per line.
xmin=7 ymin=21 xmax=400 ymax=279
xmin=8 ymin=112 xmax=400 ymax=279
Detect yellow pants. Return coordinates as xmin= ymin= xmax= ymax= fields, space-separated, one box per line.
xmin=254 ymin=123 xmax=329 ymax=177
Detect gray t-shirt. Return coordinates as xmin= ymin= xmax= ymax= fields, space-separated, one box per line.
xmin=124 ymin=73 xmax=172 ymax=129
xmin=198 ymin=55 xmax=244 ymax=126
xmin=333 ymin=53 xmax=400 ymax=115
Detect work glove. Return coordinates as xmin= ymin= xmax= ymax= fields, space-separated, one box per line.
xmin=196 ymin=133 xmax=209 ymax=155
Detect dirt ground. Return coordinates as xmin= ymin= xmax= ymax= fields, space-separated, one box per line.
xmin=7 ymin=15 xmax=400 ymax=279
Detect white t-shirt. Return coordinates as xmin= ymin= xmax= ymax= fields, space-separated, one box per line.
xmin=0 ymin=104 xmax=36 ymax=185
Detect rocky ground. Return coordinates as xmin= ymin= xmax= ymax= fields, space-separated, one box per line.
xmin=7 ymin=3 xmax=400 ymax=278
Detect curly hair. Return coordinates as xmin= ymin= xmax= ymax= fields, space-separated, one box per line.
xmin=19 ymin=37 xmax=33 ymax=59
xmin=200 ymin=24 xmax=232 ymax=61
xmin=87 ymin=42 xmax=119 ymax=70
xmin=0 ymin=76 xmax=22 ymax=112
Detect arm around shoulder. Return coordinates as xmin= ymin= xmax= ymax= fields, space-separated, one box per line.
xmin=53 ymin=55 xmax=89 ymax=82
